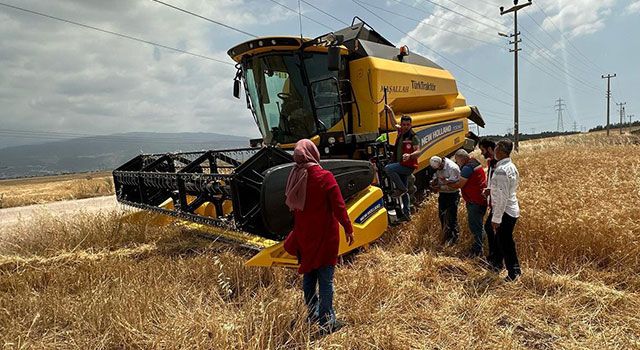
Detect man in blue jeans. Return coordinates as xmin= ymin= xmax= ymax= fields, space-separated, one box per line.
xmin=449 ymin=149 xmax=488 ymax=257
xmin=383 ymin=106 xmax=420 ymax=220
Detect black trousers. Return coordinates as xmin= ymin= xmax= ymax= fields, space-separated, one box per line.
xmin=438 ymin=192 xmax=460 ymax=242
xmin=484 ymin=210 xmax=501 ymax=269
xmin=492 ymin=212 xmax=521 ymax=277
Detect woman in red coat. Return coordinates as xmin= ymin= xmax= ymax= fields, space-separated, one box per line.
xmin=283 ymin=139 xmax=354 ymax=333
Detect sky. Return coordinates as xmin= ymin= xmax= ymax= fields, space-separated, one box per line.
xmin=0 ymin=0 xmax=638 ymax=144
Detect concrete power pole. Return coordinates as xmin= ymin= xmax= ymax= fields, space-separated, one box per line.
xmin=500 ymin=0 xmax=532 ymax=152
xmin=573 ymin=121 xmax=578 ymax=132
xmin=555 ymin=98 xmax=566 ymax=132
xmin=602 ymin=73 xmax=616 ymax=136
xmin=616 ymin=102 xmax=626 ymax=135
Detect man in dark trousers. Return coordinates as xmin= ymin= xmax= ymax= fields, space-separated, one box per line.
xmin=383 ymin=105 xmax=420 ymax=221
xmin=449 ymin=149 xmax=487 ymax=257
xmin=479 ymin=139 xmax=501 ymax=270
xmin=429 ymin=155 xmax=461 ymax=245
xmin=489 ymin=139 xmax=522 ymax=281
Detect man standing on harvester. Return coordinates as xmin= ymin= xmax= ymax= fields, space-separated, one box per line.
xmin=383 ymin=105 xmax=420 ymax=221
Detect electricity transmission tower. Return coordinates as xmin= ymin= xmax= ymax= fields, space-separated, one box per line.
xmin=555 ymin=98 xmax=566 ymax=132
xmin=616 ymin=102 xmax=626 ymax=135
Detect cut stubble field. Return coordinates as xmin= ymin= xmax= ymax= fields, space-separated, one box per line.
xmin=0 ymin=172 xmax=114 ymax=209
xmin=0 ymin=133 xmax=639 ymax=349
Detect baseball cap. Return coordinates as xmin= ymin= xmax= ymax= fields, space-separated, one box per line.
xmin=429 ymin=156 xmax=442 ymax=169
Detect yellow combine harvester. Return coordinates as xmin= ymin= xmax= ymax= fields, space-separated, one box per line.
xmin=113 ymin=18 xmax=484 ymax=268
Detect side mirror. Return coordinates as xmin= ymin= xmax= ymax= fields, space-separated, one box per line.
xmin=233 ymin=79 xmax=241 ymax=99
xmin=328 ymin=46 xmax=341 ymax=72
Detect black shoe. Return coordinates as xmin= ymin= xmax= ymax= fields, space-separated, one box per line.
xmin=319 ymin=319 xmax=345 ymax=336
xmin=398 ymin=214 xmax=411 ymax=222
xmin=504 ymin=272 xmax=521 ymax=282
xmin=444 ymin=237 xmax=458 ymax=246
xmin=391 ymin=188 xmax=406 ymax=198
xmin=467 ymin=249 xmax=482 ymax=258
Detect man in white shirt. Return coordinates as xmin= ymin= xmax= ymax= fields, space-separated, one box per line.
xmin=429 ymin=156 xmax=461 ymax=245
xmin=490 ymin=139 xmax=521 ymax=281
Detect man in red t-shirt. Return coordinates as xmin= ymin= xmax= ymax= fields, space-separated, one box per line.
xmin=448 ymin=149 xmax=487 ymax=257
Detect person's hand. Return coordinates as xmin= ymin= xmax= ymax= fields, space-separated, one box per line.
xmin=345 ymin=231 xmax=354 ymax=246
xmin=492 ymin=222 xmax=500 ymax=232
xmin=402 ymin=153 xmax=410 ymax=162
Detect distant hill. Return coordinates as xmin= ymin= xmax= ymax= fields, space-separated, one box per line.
xmin=0 ymin=132 xmax=250 ymax=179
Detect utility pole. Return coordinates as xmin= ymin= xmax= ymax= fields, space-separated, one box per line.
xmin=555 ymin=97 xmax=566 ymax=132
xmin=500 ymin=0 xmax=532 ymax=152
xmin=616 ymin=102 xmax=626 ymax=135
xmin=601 ymin=73 xmax=616 ymax=136
xmin=628 ymin=114 xmax=635 ymax=132
xmin=573 ymin=121 xmax=577 ymax=132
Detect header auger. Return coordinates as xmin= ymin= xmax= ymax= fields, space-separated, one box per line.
xmin=113 ymin=18 xmax=484 ymax=267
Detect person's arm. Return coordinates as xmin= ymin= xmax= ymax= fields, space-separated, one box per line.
xmin=402 ymin=143 xmax=421 ymax=162
xmin=448 ymin=164 xmax=472 ymax=189
xmin=325 ymin=173 xmax=354 ymax=245
xmin=383 ymin=104 xmax=399 ymax=130
xmin=445 ymin=163 xmax=461 ymax=183
xmin=447 ymin=177 xmax=468 ymax=189
xmin=491 ymin=168 xmax=509 ymax=225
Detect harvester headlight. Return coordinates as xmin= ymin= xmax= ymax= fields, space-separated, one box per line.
xmin=324 ymin=147 xmax=330 ymax=154
xmin=271 ymin=39 xmax=276 ymax=45
xmin=258 ymin=40 xmax=263 ymax=46
xmin=249 ymin=42 xmax=254 ymax=49
xmin=328 ymin=136 xmax=336 ymax=144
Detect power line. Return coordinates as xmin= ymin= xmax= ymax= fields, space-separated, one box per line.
xmin=150 ymin=0 xmax=257 ymax=38
xmin=391 ymin=0 xmax=499 ymax=41
xmin=0 ymin=2 xmax=234 ymax=66
xmin=442 ymin=0 xmax=506 ymax=28
xmin=351 ymin=0 xmax=545 ymax=112
xmin=300 ymin=0 xmax=349 ymax=26
xmin=535 ymin=3 xmax=604 ymax=72
xmin=522 ymin=12 xmax=594 ymax=77
xmin=267 ymin=0 xmax=333 ymax=32
xmin=358 ymin=1 xmax=505 ymax=48
xmin=423 ymin=0 xmax=600 ymax=93
xmin=419 ymin=0 xmax=506 ymax=32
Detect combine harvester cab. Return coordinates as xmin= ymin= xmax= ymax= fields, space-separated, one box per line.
xmin=114 ymin=18 xmax=485 ymax=268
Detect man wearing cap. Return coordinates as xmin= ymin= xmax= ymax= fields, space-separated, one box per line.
xmin=429 ymin=155 xmax=461 ymax=244
xmin=383 ymin=105 xmax=420 ymax=220
xmin=448 ymin=149 xmax=487 ymax=257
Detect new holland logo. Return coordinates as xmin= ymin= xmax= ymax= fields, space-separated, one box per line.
xmin=416 ymin=121 xmax=464 ymax=149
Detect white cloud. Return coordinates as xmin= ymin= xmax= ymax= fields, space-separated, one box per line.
xmin=536 ymin=0 xmax=616 ymax=39
xmin=399 ymin=0 xmax=618 ymax=55
xmin=0 ymin=0 xmax=294 ymax=139
xmin=627 ymin=0 xmax=640 ymax=14
xmin=399 ymin=1 xmax=507 ymax=54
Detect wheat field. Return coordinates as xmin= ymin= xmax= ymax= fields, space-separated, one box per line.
xmin=1 ymin=133 xmax=639 ymax=349
xmin=0 ymin=172 xmax=114 ymax=209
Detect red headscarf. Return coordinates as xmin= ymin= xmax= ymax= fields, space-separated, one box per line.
xmin=285 ymin=139 xmax=321 ymax=211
